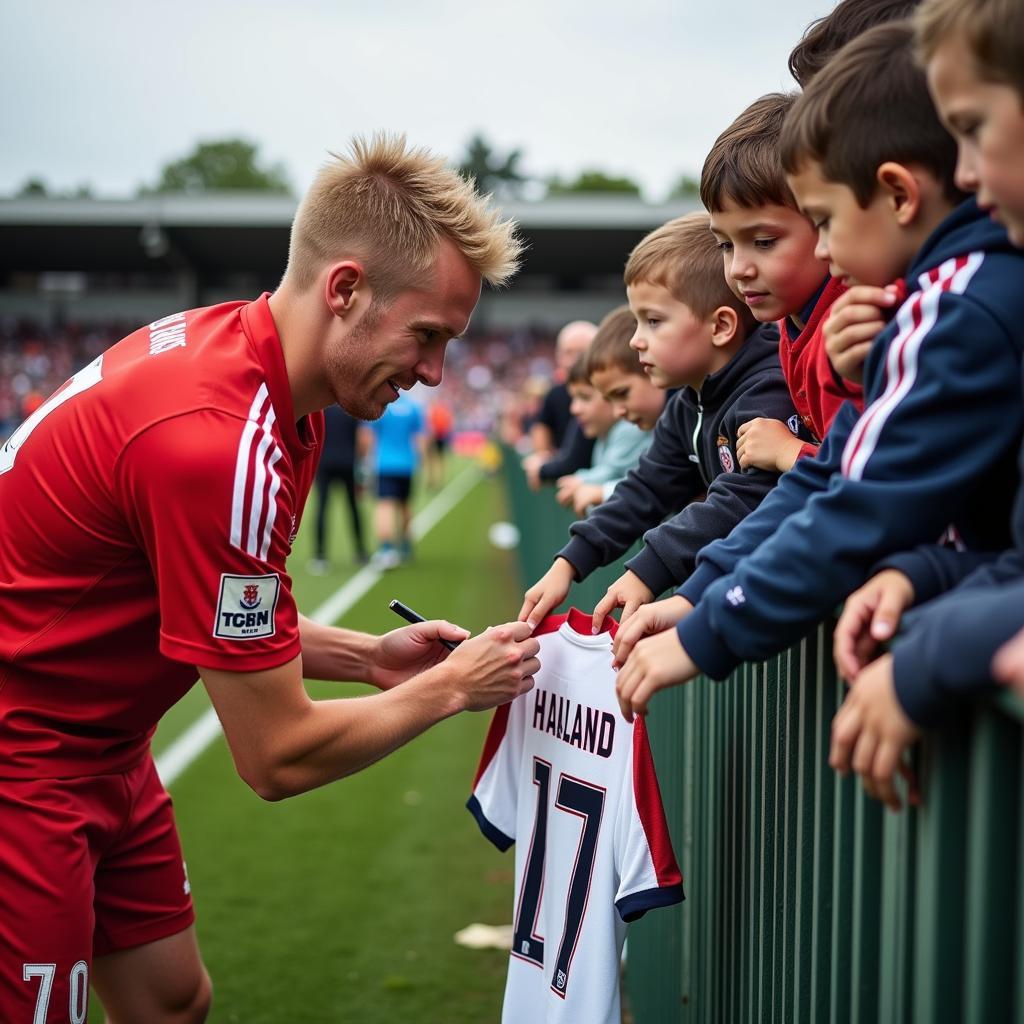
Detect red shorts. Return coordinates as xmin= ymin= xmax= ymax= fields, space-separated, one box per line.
xmin=0 ymin=756 xmax=194 ymax=1020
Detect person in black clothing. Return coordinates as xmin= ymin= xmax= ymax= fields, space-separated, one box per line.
xmin=522 ymin=320 xmax=597 ymax=490
xmin=309 ymin=405 xmax=367 ymax=573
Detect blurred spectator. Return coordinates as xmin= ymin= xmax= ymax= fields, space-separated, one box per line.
xmin=364 ymin=391 xmax=426 ymax=570
xmin=309 ymin=405 xmax=368 ymax=575
xmin=425 ymin=398 xmax=455 ymax=489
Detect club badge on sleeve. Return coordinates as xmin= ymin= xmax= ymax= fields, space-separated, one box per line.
xmin=214 ymin=573 xmax=281 ymax=640
xmin=717 ymin=434 xmax=735 ymax=473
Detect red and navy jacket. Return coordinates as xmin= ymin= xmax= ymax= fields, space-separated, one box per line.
xmin=675 ymin=198 xmax=1024 ymax=679
xmin=778 ymin=275 xmax=864 ymax=458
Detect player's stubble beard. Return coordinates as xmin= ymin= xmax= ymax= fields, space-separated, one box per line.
xmin=327 ymin=300 xmax=388 ymax=421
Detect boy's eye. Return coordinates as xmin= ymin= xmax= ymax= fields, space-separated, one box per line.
xmin=715 ymin=241 xmax=733 ymax=253
xmin=754 ymin=237 xmax=777 ymax=251
xmin=647 ymin=318 xmax=661 ymax=328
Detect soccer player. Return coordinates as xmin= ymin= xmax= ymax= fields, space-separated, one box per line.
xmin=0 ymin=135 xmax=541 ymax=1023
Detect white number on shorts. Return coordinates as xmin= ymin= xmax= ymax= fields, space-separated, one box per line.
xmin=0 ymin=355 xmax=104 ymax=475
xmin=21 ymin=962 xmax=88 ymax=1024
xmin=22 ymin=963 xmax=56 ymax=1024
xmin=69 ymin=961 xmax=88 ymax=1024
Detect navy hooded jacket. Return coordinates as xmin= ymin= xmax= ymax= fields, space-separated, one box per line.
xmin=878 ymin=370 xmax=1024 ymax=725
xmin=556 ymin=322 xmax=807 ymax=596
xmin=676 ymin=199 xmax=1024 ymax=679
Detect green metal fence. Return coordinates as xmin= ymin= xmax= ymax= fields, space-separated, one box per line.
xmin=500 ymin=448 xmax=1024 ymax=1024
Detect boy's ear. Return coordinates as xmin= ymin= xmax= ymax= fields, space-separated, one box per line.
xmin=876 ymin=162 xmax=921 ymax=227
xmin=709 ymin=305 xmax=740 ymax=349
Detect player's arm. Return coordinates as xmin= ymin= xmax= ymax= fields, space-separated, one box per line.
xmin=201 ymin=623 xmax=540 ymax=801
xmin=297 ymin=612 xmax=470 ymax=689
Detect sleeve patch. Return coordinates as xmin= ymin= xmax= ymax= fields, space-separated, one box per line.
xmin=213 ymin=573 xmax=281 ymax=640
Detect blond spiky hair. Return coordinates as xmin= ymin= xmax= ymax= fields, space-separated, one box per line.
xmin=285 ymin=133 xmax=524 ymax=297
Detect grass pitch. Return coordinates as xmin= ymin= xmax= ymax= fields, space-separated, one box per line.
xmin=91 ymin=459 xmax=523 ymax=1022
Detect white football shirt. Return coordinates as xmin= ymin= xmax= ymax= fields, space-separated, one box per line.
xmin=468 ymin=608 xmax=684 ymax=1024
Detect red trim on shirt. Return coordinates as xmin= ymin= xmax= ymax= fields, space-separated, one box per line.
xmin=471 ymin=702 xmax=511 ymax=789
xmin=534 ymin=607 xmax=618 ymax=639
xmin=632 ymin=715 xmax=683 ymax=887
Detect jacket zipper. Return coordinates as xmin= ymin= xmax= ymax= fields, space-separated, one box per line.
xmin=691 ymin=393 xmax=710 ymax=488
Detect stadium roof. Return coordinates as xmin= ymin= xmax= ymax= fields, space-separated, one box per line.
xmin=0 ymin=193 xmax=702 ymax=281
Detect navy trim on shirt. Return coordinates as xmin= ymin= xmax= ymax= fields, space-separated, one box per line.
xmin=466 ymin=794 xmax=514 ymax=852
xmin=616 ymin=883 xmax=685 ymax=922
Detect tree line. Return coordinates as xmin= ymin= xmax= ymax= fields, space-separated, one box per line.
xmin=13 ymin=134 xmax=700 ymax=201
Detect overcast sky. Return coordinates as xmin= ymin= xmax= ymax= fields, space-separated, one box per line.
xmin=2 ymin=0 xmax=834 ymax=202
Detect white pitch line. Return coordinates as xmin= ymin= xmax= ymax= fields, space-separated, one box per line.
xmin=156 ymin=465 xmax=484 ymax=787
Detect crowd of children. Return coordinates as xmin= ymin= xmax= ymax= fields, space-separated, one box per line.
xmin=519 ymin=0 xmax=1024 ymax=812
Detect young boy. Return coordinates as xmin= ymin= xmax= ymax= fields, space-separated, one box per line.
xmin=519 ymin=213 xmax=805 ymax=629
xmin=587 ymin=305 xmax=668 ymax=434
xmin=555 ymin=342 xmax=651 ymax=518
xmin=702 ymin=92 xmax=864 ymax=478
xmin=614 ymin=25 xmax=1024 ymax=750
xmin=826 ymin=0 xmax=1024 ymax=802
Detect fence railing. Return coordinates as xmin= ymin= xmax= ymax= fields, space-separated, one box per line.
xmin=500 ymin=446 xmax=1024 ymax=1023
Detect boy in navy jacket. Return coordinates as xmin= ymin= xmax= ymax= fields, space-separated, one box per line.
xmin=519 ymin=213 xmax=806 ymax=629
xmin=613 ymin=25 xmax=1024 ymax=746
xmin=822 ymin=0 xmax=1024 ymax=805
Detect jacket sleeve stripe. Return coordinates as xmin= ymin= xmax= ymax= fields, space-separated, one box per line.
xmin=841 ymin=253 xmax=984 ymax=481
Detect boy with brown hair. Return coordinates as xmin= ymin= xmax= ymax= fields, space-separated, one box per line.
xmin=702 ymin=92 xmax=864 ymax=479
xmin=613 ymin=25 xmax=1024 ymax=792
xmin=519 ymin=213 xmax=805 ymax=629
xmin=824 ymin=0 xmax=1024 ymax=802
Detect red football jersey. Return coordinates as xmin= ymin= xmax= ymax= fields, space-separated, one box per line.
xmin=0 ymin=295 xmax=323 ymax=778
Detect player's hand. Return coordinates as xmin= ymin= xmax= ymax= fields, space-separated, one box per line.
xmin=519 ymin=557 xmax=575 ymax=629
xmin=829 ymin=653 xmax=921 ymax=811
xmin=521 ymin=453 xmax=544 ymax=491
xmin=372 ymin=620 xmax=471 ymax=689
xmin=572 ymin=483 xmax=605 ymax=517
xmin=591 ymin=570 xmax=655 ymax=634
xmin=833 ymin=569 xmax=915 ymax=681
xmin=823 ymin=284 xmax=900 ymax=385
xmin=555 ymin=474 xmax=582 ymax=508
xmin=443 ymin=621 xmax=541 ymax=712
xmin=993 ymin=625 xmax=1024 ymax=701
xmin=615 ymin=627 xmax=700 ymax=721
xmin=612 ymin=595 xmax=693 ymax=668
xmin=736 ymin=418 xmax=804 ymax=473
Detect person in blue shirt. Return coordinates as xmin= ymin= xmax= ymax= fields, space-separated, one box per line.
xmin=365 ymin=390 xmax=425 ymax=568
